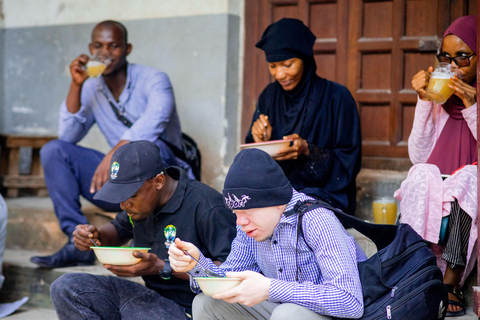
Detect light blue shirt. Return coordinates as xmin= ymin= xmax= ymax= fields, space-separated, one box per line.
xmin=189 ymin=190 xmax=366 ymax=318
xmin=58 ymin=63 xmax=192 ymax=175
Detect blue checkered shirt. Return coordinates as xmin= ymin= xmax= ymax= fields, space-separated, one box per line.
xmin=188 ymin=190 xmax=366 ymax=318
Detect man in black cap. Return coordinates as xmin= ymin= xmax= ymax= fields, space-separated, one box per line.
xmin=169 ymin=149 xmax=366 ymax=319
xmin=49 ymin=140 xmax=236 ymax=319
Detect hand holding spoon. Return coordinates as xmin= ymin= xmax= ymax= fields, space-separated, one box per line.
xmin=179 ymin=247 xmax=224 ymax=278
xmin=90 ymin=238 xmax=99 ymax=247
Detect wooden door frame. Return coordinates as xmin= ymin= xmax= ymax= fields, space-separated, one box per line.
xmin=242 ymin=0 xmax=263 ymax=142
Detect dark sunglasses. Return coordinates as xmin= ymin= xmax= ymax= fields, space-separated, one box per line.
xmin=436 ymin=52 xmax=476 ymax=67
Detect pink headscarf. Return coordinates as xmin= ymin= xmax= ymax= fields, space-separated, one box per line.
xmin=427 ymin=15 xmax=477 ymax=174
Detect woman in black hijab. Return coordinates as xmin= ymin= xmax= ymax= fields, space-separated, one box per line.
xmin=246 ymin=18 xmax=361 ymax=215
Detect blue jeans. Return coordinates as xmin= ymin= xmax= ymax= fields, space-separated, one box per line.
xmin=50 ymin=273 xmax=190 ymax=320
xmin=41 ymin=140 xmax=122 ymax=236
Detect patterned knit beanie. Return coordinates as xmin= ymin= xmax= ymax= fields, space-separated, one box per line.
xmin=223 ymin=149 xmax=292 ymax=210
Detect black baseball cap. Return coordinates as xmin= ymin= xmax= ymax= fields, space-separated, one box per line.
xmin=93 ymin=140 xmax=165 ymax=203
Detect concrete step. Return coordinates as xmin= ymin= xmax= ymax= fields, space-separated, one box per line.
xmin=4 ymin=308 xmax=57 ymax=320
xmin=5 ymin=196 xmax=114 ymax=252
xmin=0 ymin=248 xmax=476 ymax=320
xmin=0 ymin=249 xmax=144 ymax=312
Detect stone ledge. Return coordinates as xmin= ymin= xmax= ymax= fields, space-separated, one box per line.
xmin=0 ymin=249 xmax=144 ymax=310
xmin=5 ymin=197 xmax=113 ymax=252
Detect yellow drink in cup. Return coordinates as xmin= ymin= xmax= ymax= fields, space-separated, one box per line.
xmin=426 ymin=62 xmax=456 ymax=104
xmin=426 ymin=77 xmax=455 ymax=104
xmin=372 ymin=197 xmax=397 ymax=225
xmin=85 ymin=60 xmax=107 ymax=78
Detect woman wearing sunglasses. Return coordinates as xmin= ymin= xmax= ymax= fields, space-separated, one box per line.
xmin=245 ymin=18 xmax=361 ymax=216
xmin=399 ymin=15 xmax=477 ymax=317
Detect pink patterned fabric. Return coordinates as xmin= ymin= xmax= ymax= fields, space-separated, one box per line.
xmin=394 ymin=164 xmax=477 ymax=286
xmin=394 ymin=164 xmax=444 ymax=243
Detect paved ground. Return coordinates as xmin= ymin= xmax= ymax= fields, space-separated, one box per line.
xmin=6 ymin=308 xmax=57 ymax=320
xmin=3 ymin=307 xmax=478 ymax=319
xmin=452 ymin=308 xmax=478 ymax=320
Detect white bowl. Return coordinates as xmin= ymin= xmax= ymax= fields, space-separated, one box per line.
xmin=239 ymin=139 xmax=292 ymax=158
xmin=92 ymin=246 xmax=150 ymax=265
xmin=195 ymin=277 xmax=242 ymax=296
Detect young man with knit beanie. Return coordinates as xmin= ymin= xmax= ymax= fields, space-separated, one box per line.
xmin=169 ymin=148 xmax=367 ymax=319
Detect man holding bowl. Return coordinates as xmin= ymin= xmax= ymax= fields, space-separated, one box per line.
xmin=49 ymin=140 xmax=236 ymax=319
xmin=169 ymin=149 xmax=366 ymax=319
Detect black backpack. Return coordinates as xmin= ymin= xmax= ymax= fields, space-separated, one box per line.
xmin=169 ymin=133 xmax=202 ymax=181
xmin=293 ymin=200 xmax=448 ymax=320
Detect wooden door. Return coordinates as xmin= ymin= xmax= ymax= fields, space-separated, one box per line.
xmin=348 ymin=0 xmax=451 ymax=169
xmin=243 ymin=0 xmax=477 ymax=170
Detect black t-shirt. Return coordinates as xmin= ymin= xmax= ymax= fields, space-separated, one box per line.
xmin=111 ymin=167 xmax=237 ymax=309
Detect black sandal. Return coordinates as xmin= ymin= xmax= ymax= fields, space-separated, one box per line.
xmin=445 ymin=284 xmax=466 ymax=317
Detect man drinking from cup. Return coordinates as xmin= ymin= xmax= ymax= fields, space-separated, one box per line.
xmin=31 ymin=20 xmax=194 ymax=269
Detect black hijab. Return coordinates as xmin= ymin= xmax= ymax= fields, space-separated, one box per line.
xmin=255 ymin=18 xmax=316 ymax=63
xmin=255 ymin=18 xmax=319 ymax=140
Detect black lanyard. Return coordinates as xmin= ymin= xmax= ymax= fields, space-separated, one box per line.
xmin=99 ymin=83 xmax=189 ymax=164
xmin=101 ymin=88 xmax=133 ymax=128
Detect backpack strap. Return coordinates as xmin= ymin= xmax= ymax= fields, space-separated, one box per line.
xmin=290 ymin=200 xmax=397 ymax=253
xmin=158 ymin=135 xmax=189 ymax=164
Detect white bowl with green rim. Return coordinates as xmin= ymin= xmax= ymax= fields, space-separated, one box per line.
xmin=92 ymin=246 xmax=151 ymax=265
xmin=195 ymin=277 xmax=242 ymax=296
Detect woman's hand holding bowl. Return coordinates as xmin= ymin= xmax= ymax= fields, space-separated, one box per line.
xmin=274 ymin=134 xmax=309 ymax=160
